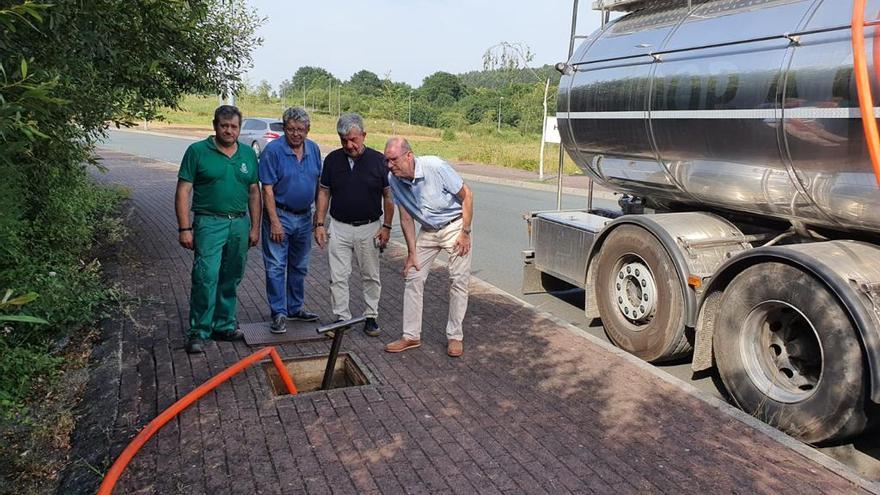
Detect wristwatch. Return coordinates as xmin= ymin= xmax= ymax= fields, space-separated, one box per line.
xmin=462 ymin=228 xmax=472 ymax=235
xmin=314 ymin=222 xmax=325 ymax=229
xmin=178 ymin=227 xmax=193 ymax=232
xmin=382 ymin=223 xmax=392 ymax=230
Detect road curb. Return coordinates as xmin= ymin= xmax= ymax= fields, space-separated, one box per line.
xmin=458 ymin=172 xmax=617 ymax=200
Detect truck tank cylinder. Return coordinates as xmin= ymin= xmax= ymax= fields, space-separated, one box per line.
xmin=559 ymin=0 xmax=880 ymax=233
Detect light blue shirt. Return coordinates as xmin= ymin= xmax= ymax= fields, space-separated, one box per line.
xmin=388 ymin=156 xmax=464 ymax=230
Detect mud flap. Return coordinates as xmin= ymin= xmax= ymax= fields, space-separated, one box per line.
xmin=692 ymin=291 xmax=721 ymax=372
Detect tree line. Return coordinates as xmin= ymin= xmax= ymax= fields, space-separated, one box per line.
xmin=241 ymin=63 xmax=562 ymax=135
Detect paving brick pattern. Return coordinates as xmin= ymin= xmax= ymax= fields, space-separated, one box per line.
xmin=61 ymin=150 xmax=869 ymax=494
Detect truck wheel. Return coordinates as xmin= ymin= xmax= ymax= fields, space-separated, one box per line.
xmin=714 ymin=262 xmax=869 ymax=443
xmin=595 ymin=225 xmax=690 ymax=362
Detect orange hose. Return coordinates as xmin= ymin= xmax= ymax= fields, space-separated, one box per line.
xmin=97 ymin=346 xmax=297 ymax=495
xmin=852 ymin=0 xmax=880 ymax=187
xmin=873 ymin=9 xmax=880 ymax=85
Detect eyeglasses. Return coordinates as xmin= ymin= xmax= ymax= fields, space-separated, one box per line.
xmin=284 ymin=126 xmax=308 ymax=134
xmin=384 ymin=151 xmax=410 ymax=164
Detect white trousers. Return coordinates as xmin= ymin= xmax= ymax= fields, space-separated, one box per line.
xmin=403 ymin=218 xmax=471 ymax=341
xmin=328 ymin=219 xmax=382 ymax=320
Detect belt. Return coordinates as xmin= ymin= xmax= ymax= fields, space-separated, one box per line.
xmin=335 ymin=217 xmax=379 ymax=227
xmin=275 ymin=204 xmax=311 ymax=215
xmin=196 ymin=211 xmax=247 ymax=219
xmin=424 ymin=215 xmax=462 ymax=232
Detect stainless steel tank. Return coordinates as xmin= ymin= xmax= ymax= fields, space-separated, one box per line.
xmin=559 ymin=0 xmax=880 ymax=233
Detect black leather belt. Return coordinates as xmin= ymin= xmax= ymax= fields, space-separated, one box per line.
xmin=336 ymin=217 xmax=379 ymax=227
xmin=424 ymin=215 xmax=462 ymax=232
xmin=275 ymin=204 xmax=310 ymax=215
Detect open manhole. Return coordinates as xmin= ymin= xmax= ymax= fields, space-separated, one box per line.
xmin=262 ymin=352 xmax=372 ymax=395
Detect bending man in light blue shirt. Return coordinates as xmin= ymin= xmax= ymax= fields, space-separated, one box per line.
xmin=384 ymin=137 xmax=474 ymax=357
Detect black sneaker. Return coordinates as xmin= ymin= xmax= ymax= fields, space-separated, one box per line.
xmin=185 ymin=337 xmax=206 ymax=354
xmin=270 ymin=314 xmax=287 ymax=334
xmin=363 ymin=317 xmax=380 ymax=337
xmin=212 ymin=329 xmax=245 ymax=341
xmin=289 ymin=309 xmax=319 ymax=322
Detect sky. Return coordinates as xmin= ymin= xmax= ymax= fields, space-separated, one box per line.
xmin=243 ymin=0 xmax=607 ymax=90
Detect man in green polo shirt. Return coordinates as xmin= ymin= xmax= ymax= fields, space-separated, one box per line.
xmin=175 ymin=105 xmax=261 ymax=354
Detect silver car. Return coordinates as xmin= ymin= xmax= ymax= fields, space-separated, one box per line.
xmin=239 ymin=117 xmax=283 ymax=156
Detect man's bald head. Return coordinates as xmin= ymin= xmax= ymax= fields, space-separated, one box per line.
xmin=384 ymin=137 xmax=415 ymax=179
xmin=385 ymin=136 xmax=412 ymax=154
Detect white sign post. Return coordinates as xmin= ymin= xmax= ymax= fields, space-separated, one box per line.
xmin=540 ymin=115 xmax=561 ymax=181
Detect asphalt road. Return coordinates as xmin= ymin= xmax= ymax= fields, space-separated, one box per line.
xmin=99 ymin=129 xmax=880 ymax=480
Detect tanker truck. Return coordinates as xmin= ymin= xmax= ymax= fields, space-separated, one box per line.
xmin=522 ymin=0 xmax=880 ymax=444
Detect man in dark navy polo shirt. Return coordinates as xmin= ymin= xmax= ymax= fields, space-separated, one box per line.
xmin=314 ymin=113 xmax=393 ymax=336
xmin=258 ymin=107 xmax=322 ymax=334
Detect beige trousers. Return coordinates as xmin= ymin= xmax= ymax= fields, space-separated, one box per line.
xmin=328 ymin=219 xmax=381 ymax=320
xmin=403 ymin=218 xmax=471 ymax=341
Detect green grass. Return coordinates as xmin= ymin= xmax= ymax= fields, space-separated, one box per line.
xmin=159 ymin=95 xmax=581 ymax=175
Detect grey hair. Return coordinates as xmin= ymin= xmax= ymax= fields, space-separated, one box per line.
xmin=282 ymin=107 xmax=310 ymax=127
xmin=336 ymin=113 xmax=365 ymax=135
xmin=385 ymin=136 xmax=412 ymax=153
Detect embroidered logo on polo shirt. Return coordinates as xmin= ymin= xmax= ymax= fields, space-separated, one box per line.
xmin=240 ymin=163 xmax=248 ymax=174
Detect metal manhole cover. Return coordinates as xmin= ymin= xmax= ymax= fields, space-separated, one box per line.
xmin=240 ymin=321 xmax=328 ymax=346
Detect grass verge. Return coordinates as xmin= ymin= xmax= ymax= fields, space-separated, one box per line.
xmin=0 ymin=181 xmax=128 ymax=495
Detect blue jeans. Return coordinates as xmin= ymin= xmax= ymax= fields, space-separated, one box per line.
xmin=261 ymin=209 xmax=312 ymax=317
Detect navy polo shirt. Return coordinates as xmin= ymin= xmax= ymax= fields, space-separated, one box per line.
xmin=258 ymin=137 xmax=322 ymax=211
xmin=320 ymin=147 xmax=389 ymax=224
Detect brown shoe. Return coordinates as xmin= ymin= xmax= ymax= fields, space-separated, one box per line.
xmin=447 ymin=339 xmax=463 ymax=357
xmin=385 ymin=337 xmax=421 ymax=353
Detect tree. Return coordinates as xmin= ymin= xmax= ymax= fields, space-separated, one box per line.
xmin=419 ymin=71 xmax=464 ymax=104
xmin=348 ymin=70 xmax=383 ymax=96
xmin=284 ymin=66 xmax=339 ymax=94
xmin=482 ymin=41 xmax=555 ymax=134
xmin=254 ymin=79 xmax=273 ymax=103
xmin=0 ymin=0 xmax=264 ymax=366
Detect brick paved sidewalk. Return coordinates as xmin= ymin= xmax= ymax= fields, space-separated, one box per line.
xmin=60 ymin=150 xmax=874 ymax=494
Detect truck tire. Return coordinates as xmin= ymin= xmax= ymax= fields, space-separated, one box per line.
xmin=595 ymin=225 xmax=690 ymax=362
xmin=713 ymin=262 xmax=870 ymax=443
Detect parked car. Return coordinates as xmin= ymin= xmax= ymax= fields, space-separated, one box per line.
xmin=239 ymin=117 xmax=283 ymax=156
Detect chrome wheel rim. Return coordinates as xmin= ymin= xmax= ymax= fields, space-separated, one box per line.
xmin=739 ymin=300 xmax=823 ymax=403
xmin=613 ymin=259 xmax=656 ymax=325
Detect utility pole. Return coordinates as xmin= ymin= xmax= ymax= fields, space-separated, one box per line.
xmin=328 ymin=79 xmax=332 ymax=114
xmin=302 ymin=82 xmax=306 ymax=108
xmin=408 ymin=90 xmax=413 ymax=126
xmin=558 ymin=0 xmax=579 ymax=211
xmin=497 ymin=96 xmax=503 ymax=132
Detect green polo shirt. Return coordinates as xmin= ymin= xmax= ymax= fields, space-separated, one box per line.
xmin=178 ymin=137 xmax=259 ymax=215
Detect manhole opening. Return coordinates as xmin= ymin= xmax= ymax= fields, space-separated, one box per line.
xmin=262 ymin=352 xmax=371 ymax=396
